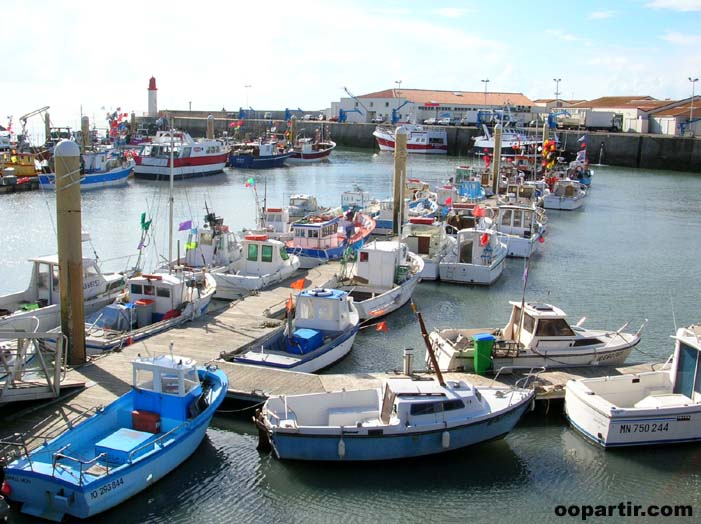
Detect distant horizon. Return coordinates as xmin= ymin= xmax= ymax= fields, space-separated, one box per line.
xmin=3 ymin=0 xmax=699 ymax=136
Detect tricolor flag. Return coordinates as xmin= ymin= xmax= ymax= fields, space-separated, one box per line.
xmin=178 ymin=219 xmax=192 ymax=231
xmin=244 ymin=177 xmax=255 ymax=188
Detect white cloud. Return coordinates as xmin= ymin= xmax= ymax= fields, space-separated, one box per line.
xmin=588 ymin=10 xmax=614 ymax=19
xmin=645 ymin=0 xmax=701 ymax=11
xmin=661 ymin=31 xmax=701 ymax=44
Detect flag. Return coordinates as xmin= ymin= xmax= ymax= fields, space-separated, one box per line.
xmin=185 ymin=241 xmax=198 ymax=250
xmin=286 ymin=295 xmax=294 ymax=312
xmin=178 ymin=220 xmax=192 ymax=231
xmin=245 ymin=177 xmax=255 ymax=188
xmin=140 ymin=212 xmax=152 ymax=231
xmin=376 ymin=321 xmax=389 ymax=333
xmin=290 ymin=278 xmax=305 ymax=291
xmin=444 ymin=197 xmax=453 ymax=206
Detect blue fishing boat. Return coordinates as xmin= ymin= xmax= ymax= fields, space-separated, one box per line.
xmin=284 ymin=212 xmax=376 ymax=269
xmin=256 ymin=376 xmax=533 ymax=461
xmin=39 ymin=150 xmax=133 ymax=190
xmin=226 ymin=287 xmax=359 ymax=373
xmin=1 ymin=353 xmax=228 ymax=521
xmin=227 ymin=141 xmax=292 ymax=169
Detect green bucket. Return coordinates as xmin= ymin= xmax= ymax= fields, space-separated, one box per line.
xmin=472 ymin=333 xmax=496 ymax=375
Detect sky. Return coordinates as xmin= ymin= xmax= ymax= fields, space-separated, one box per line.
xmin=3 ymin=0 xmax=701 ymax=139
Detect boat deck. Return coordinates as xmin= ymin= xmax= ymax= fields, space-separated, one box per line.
xmin=0 ymin=261 xmax=662 ymax=454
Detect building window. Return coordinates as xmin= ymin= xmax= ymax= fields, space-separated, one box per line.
xmin=369 ymin=102 xmax=374 ymax=107
xmin=385 ymin=102 xmax=389 ymax=107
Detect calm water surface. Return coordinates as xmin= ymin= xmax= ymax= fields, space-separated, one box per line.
xmin=2 ymin=149 xmax=701 ymax=523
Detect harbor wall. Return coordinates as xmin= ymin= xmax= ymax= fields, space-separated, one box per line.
xmin=162 ymin=114 xmax=701 ymax=172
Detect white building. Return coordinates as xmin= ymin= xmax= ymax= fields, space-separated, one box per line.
xmin=568 ymin=96 xmax=675 ymax=134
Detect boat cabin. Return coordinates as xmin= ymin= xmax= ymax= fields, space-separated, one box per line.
xmin=552 ymin=179 xmax=584 ymax=197
xmin=291 ymin=215 xmax=341 ymax=250
xmin=503 ymin=301 xmax=579 ymax=349
xmin=454 ymin=228 xmax=499 ymax=266
xmin=295 ymin=288 xmax=355 ymax=333
xmin=127 ymin=272 xmax=199 ymax=323
xmin=288 ymin=194 xmax=321 ymax=220
xmin=497 ymin=205 xmax=540 ymax=238
xmin=355 ymin=241 xmax=409 ymax=288
xmin=132 ymin=354 xmax=202 ymax=422
xmin=262 ymin=207 xmax=292 ymax=234
xmin=403 ymin=218 xmax=446 ymax=256
xmin=382 ymin=378 xmax=485 ymax=426
xmin=671 ymin=324 xmax=701 ymax=402
xmin=241 ymin=234 xmax=290 ymax=276
xmin=184 ymin=215 xmax=241 ymax=269
xmin=342 ymin=189 xmax=372 ymax=212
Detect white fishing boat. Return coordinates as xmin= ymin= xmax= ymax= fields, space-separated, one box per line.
xmin=471 ymin=123 xmax=541 ymax=158
xmin=0 ymin=239 xmax=127 ymax=332
xmin=336 ymin=240 xmax=423 ymax=320
xmin=565 ymin=323 xmax=701 ymax=448
xmin=225 ymin=288 xmax=359 ymax=373
xmin=212 ymin=233 xmax=300 ymax=300
xmin=255 ymin=371 xmax=533 ymax=461
xmin=429 ymin=301 xmax=644 ymax=373
xmin=495 ymin=203 xmax=547 ymax=258
xmin=134 ymin=130 xmax=227 ymax=180
xmin=543 ymin=179 xmax=586 ymax=210
xmin=38 ymin=150 xmax=134 ymax=190
xmin=372 ymin=124 xmax=447 ymax=154
xmin=1 ymin=352 xmax=228 ymax=521
xmin=439 ymin=227 xmax=507 ymax=285
xmin=401 ymin=217 xmax=456 ymax=280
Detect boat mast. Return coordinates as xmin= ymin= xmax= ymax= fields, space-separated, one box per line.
xmin=168 ymin=127 xmax=174 ymax=274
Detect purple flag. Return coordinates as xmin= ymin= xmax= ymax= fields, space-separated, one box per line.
xmin=178 ymin=220 xmax=192 ymax=231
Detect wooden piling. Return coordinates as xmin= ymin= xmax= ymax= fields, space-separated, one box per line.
xmin=206 ymin=114 xmax=214 ymax=139
xmin=81 ymin=116 xmax=90 ymax=152
xmin=55 ymin=140 xmax=86 ymax=365
xmin=491 ymin=124 xmax=502 ymax=195
xmin=392 ymin=126 xmax=408 ymax=235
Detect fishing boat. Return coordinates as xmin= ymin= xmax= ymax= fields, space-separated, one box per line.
xmin=1 ymin=352 xmax=228 ymax=522
xmin=227 ymin=141 xmax=292 ymax=169
xmin=133 ymin=130 xmax=227 ymax=180
xmin=336 ymin=240 xmax=423 ymax=320
xmin=565 ymin=323 xmax=701 ymax=448
xmin=254 ymin=312 xmax=534 ymax=461
xmin=407 ymin=197 xmax=439 ymax=219
xmin=494 ymin=203 xmax=547 ymax=258
xmin=429 ymin=301 xmax=644 ymax=373
xmin=0 ymin=240 xmax=127 ymax=332
xmin=401 ymin=217 xmax=457 ymax=280
xmin=287 ymin=137 xmax=336 ymax=164
xmin=211 ymin=233 xmax=300 ymax=300
xmin=372 ymin=124 xmax=447 ymax=154
xmin=285 ymin=212 xmax=376 ymax=269
xmin=472 ymin=123 xmax=541 ymax=158
xmin=38 ymin=150 xmax=134 ymax=190
xmin=543 ymin=179 xmax=586 ymax=210
xmin=224 ymin=288 xmax=359 ymax=372
xmin=567 ymin=149 xmax=592 ymax=186
xmin=439 ymin=227 xmax=507 ymax=285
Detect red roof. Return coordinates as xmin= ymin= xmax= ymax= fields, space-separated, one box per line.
xmin=573 ymin=96 xmax=671 ymax=110
xmin=650 ymin=101 xmax=697 ymax=118
xmin=359 ymin=88 xmax=534 ymax=107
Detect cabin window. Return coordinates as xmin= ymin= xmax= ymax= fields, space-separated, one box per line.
xmin=673 ymin=342 xmax=699 ymax=398
xmin=247 ymin=243 xmax=259 ymax=262
xmin=183 ymin=368 xmax=199 ymax=393
xmin=131 ymin=283 xmax=143 ymax=294
xmin=156 ymin=287 xmax=171 ymax=298
xmin=522 ymin=314 xmax=535 ymax=333
xmin=280 ymin=247 xmax=289 ymax=260
xmin=501 ymin=209 xmax=512 ymax=227
xmin=410 ymin=402 xmax=441 ymax=416
xmin=181 ymin=147 xmax=191 ymax=158
xmin=317 ymin=302 xmax=335 ymax=321
xmin=135 ymin=369 xmax=155 ymax=390
xmin=199 ymin=232 xmax=213 ymax=246
xmin=442 ymin=399 xmax=465 ymax=411
xmin=37 ymin=263 xmax=51 ymax=290
xmin=360 ymin=252 xmax=369 ymax=262
xmin=297 ymin=298 xmax=314 ymax=320
xmin=513 ymin=212 xmax=522 ymax=228
xmin=84 ymin=265 xmax=99 ymax=277
xmin=52 ymin=265 xmax=60 ymax=292
xmin=535 ymin=318 xmax=575 ymax=337
xmin=144 ymin=285 xmax=155 ymax=296
xmin=308 ymin=230 xmax=319 ymax=238
xmin=524 ymin=210 xmax=533 ymax=224
xmin=262 ymin=245 xmax=273 ymax=263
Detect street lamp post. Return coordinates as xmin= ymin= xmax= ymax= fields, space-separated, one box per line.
xmin=553 ymin=78 xmax=562 ymax=107
xmin=244 ymin=84 xmax=252 ymax=108
xmin=689 ymin=77 xmax=699 ymax=132
xmin=481 ymin=79 xmax=490 ymax=107
xmin=395 ymin=80 xmax=402 ymax=121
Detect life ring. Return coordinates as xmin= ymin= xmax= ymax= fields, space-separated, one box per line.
xmin=309 ymin=288 xmax=332 ymax=297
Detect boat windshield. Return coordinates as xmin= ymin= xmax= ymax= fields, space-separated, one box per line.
xmin=86 ymin=305 xmax=130 ymax=331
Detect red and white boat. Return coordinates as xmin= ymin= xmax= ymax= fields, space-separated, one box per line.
xmin=133 ymin=130 xmax=228 ymax=180
xmin=287 ymin=137 xmax=336 ymax=163
xmin=372 ymin=124 xmax=447 ymax=154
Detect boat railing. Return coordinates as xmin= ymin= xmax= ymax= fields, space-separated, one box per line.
xmin=490 ymin=366 xmax=546 ymax=405
xmin=127 ymin=419 xmax=190 ymax=463
xmin=52 ymin=448 xmax=110 ymax=485
xmin=0 ymin=433 xmax=34 ymax=470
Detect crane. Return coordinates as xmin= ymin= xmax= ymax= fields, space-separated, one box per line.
xmin=284 ymin=108 xmax=305 ymax=121
xmin=338 ymin=87 xmax=368 ymax=123
xmin=18 ymin=106 xmax=50 ymax=150
xmin=391 ymin=100 xmax=413 ymax=124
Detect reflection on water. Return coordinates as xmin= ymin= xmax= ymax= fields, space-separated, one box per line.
xmin=2 ymin=150 xmax=701 ymax=523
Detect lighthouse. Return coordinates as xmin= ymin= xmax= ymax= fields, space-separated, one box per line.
xmin=147 ymin=76 xmax=158 ymax=117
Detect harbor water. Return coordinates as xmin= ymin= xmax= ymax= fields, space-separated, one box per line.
xmin=1 ymin=149 xmax=700 ymax=523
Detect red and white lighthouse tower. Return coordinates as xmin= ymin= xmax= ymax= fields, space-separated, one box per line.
xmin=147 ymin=76 xmax=158 ymax=117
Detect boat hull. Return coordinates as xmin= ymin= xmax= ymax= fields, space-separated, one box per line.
xmin=287 ymin=143 xmax=335 ymax=163
xmin=268 ymin=394 xmax=532 ymax=461
xmin=133 ymin=162 xmax=226 ymax=180
xmin=543 ymin=195 xmax=585 ymax=210
xmin=227 ymin=152 xmax=292 ymax=169
xmin=565 ymin=382 xmax=701 ymax=448
xmin=439 ymin=255 xmax=505 ymax=285
xmin=345 ymin=274 xmax=420 ymax=320
xmin=211 ymin=261 xmax=300 ymax=300
xmin=38 ymin=165 xmax=132 ymax=190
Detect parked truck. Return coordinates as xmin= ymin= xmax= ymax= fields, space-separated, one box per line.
xmin=556 ymin=111 xmax=622 ymax=131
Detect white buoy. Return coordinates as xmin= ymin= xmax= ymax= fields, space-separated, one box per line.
xmin=442 ymin=430 xmax=450 ymax=449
